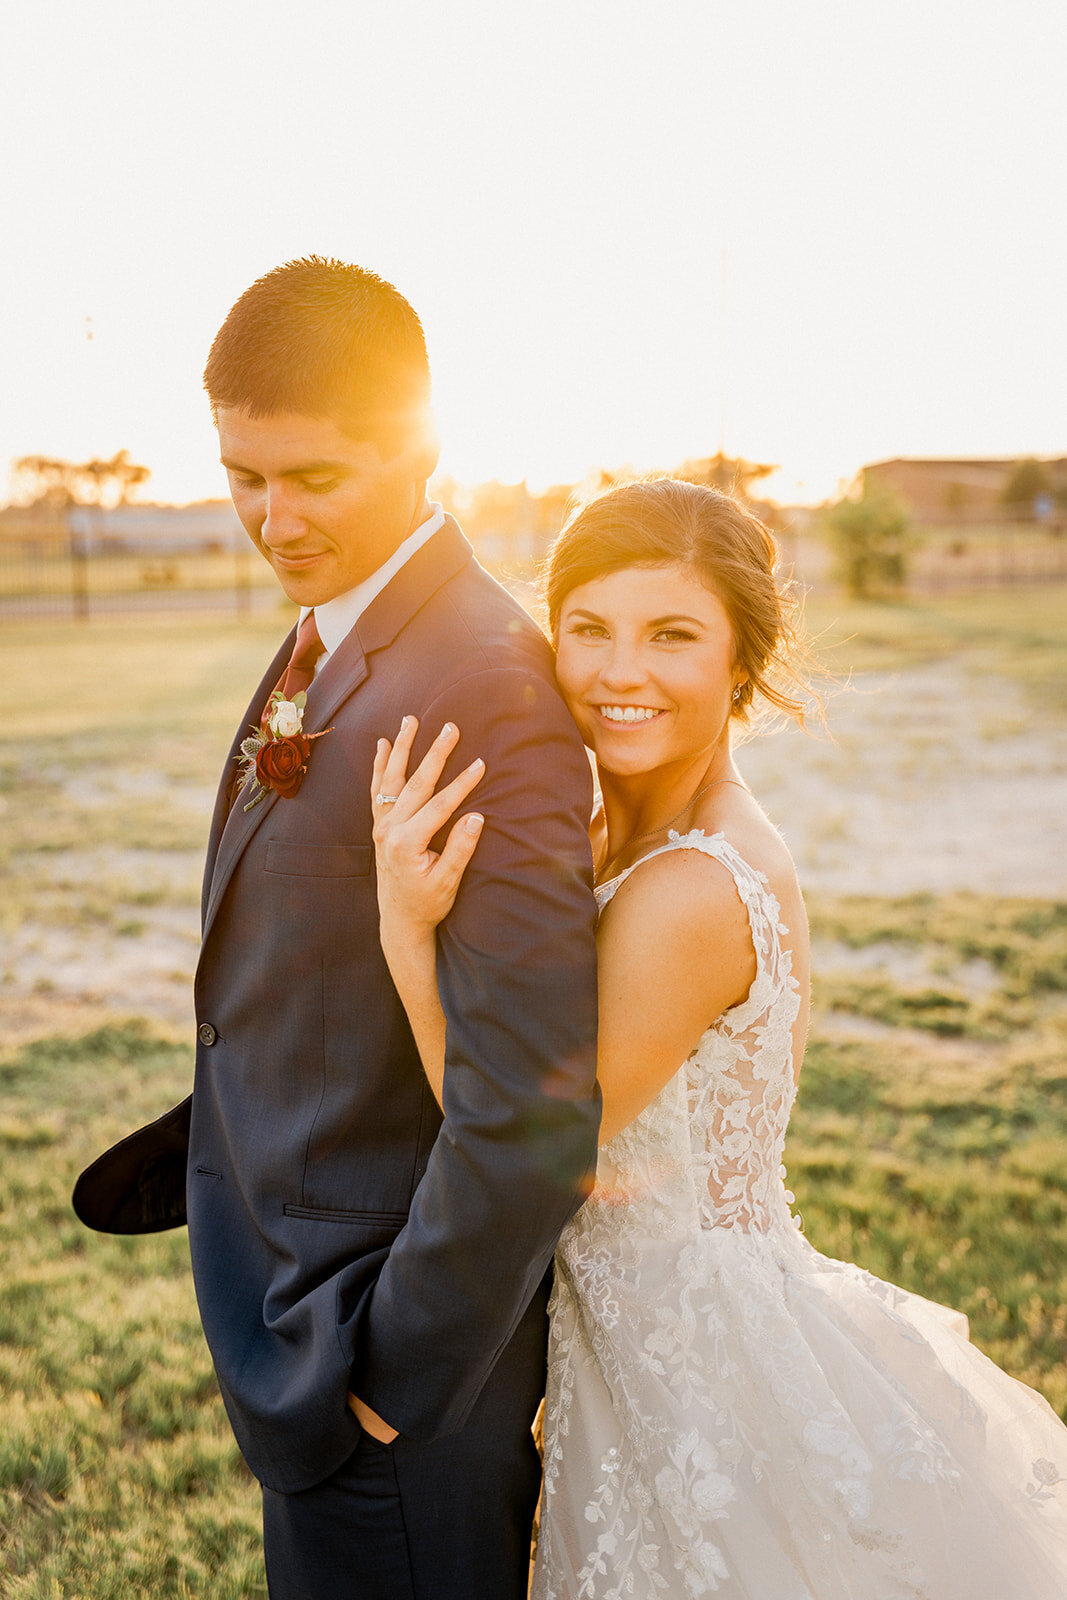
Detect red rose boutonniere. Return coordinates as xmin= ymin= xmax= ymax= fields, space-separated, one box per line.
xmin=236 ymin=690 xmax=333 ymax=810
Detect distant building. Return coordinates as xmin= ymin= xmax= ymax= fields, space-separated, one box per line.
xmin=67 ymin=500 xmax=244 ymax=552
xmin=862 ymin=457 xmax=1067 ymax=521
xmin=0 ymin=499 xmax=244 ymax=554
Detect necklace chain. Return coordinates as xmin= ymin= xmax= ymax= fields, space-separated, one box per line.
xmin=598 ymin=776 xmax=749 ymax=882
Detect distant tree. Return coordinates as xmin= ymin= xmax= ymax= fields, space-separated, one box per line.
xmin=12 ymin=449 xmax=150 ymax=509
xmin=86 ymin=450 xmax=151 ymax=505
xmin=532 ymin=484 xmax=577 ymax=542
xmin=820 ymin=488 xmax=914 ymax=599
xmin=11 ymin=455 xmax=79 ymax=507
xmin=463 ymin=478 xmax=533 ymax=539
xmin=1000 ymin=457 xmax=1051 ymax=512
xmin=674 ymin=451 xmax=777 ymax=501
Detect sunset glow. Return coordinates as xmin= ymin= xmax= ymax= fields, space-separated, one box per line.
xmin=3 ymin=1 xmax=1065 ymax=509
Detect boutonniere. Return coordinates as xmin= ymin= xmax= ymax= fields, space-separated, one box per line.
xmin=236 ymin=691 xmax=333 ymax=810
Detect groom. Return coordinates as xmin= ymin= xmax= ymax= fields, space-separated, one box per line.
xmin=74 ymin=257 xmax=600 ymax=1598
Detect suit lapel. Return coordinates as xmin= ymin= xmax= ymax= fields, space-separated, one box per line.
xmin=271 ymin=517 xmax=473 ymax=748
xmin=200 ymin=518 xmax=476 ymax=946
xmin=200 ymin=625 xmax=295 ymax=928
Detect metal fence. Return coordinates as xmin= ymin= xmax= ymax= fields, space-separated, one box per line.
xmin=773 ymin=521 xmax=1067 ymax=597
xmin=0 ymin=533 xmax=285 ymax=621
xmin=906 ymin=521 xmax=1067 ymax=593
xmin=2 ymin=519 xmax=1065 ymax=622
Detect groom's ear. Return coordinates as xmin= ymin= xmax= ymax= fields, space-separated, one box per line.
xmin=372 ymin=418 xmax=438 ymax=488
xmin=409 ymin=421 xmax=440 ymax=485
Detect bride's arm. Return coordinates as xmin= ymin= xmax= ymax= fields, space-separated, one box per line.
xmin=371 ymin=719 xmax=485 ymax=1111
xmin=372 ymin=722 xmax=758 ymax=1142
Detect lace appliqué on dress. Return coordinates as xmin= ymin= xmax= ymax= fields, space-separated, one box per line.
xmin=532 ymin=830 xmax=1067 ymax=1600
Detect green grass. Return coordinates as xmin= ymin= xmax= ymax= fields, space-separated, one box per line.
xmin=7 ymin=584 xmax=1066 ymax=734
xmin=789 ymin=890 xmax=1067 ymax=1418
xmin=3 ymin=614 xmax=295 ymax=941
xmin=807 ymin=893 xmax=1067 ymax=1048
xmin=2 ymin=999 xmax=1065 ymax=1591
xmin=802 ymin=582 xmax=1067 ymax=708
xmin=2 ymin=596 xmax=1065 ymax=1591
xmin=0 ymin=1023 xmax=265 ymax=1597
xmin=813 ymin=974 xmax=1012 ymax=1039
xmin=786 ymin=1024 xmax=1067 ymax=1418
xmin=809 ymin=893 xmax=1067 ymax=1000
xmin=10 ymin=613 xmax=295 ymax=748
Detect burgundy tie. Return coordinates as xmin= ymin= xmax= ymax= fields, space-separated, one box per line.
xmin=229 ymin=612 xmax=327 ymax=811
xmin=262 ymin=610 xmax=326 ymax=724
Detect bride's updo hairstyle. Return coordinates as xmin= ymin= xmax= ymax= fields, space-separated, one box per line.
xmin=544 ymin=477 xmax=811 ymax=728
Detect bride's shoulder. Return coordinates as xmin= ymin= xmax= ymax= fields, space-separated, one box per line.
xmin=721 ymin=809 xmax=802 ymax=897
xmin=702 ymin=810 xmax=809 ymax=951
xmin=665 ymin=811 xmax=806 ymax=934
xmin=602 ymin=837 xmax=754 ymax=952
xmin=599 ymin=844 xmax=757 ymax=1006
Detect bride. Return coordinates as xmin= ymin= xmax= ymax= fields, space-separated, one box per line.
xmin=368 ymin=478 xmax=1067 ymax=1597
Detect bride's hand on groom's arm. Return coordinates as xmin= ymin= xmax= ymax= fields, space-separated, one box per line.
xmin=371 ymin=718 xmax=486 ymax=1109
xmin=372 ymin=717 xmax=485 ymax=937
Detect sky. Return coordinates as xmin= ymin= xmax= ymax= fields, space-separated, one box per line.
xmin=2 ymin=0 xmax=1065 ymax=507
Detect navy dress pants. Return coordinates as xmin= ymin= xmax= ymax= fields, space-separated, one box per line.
xmin=261 ymin=1287 xmax=548 ymax=1600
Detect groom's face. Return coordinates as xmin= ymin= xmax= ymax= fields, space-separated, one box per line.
xmin=217 ymin=408 xmax=429 ymax=607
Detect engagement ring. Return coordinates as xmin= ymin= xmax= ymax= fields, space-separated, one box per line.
xmin=375 ymin=793 xmax=401 ymax=806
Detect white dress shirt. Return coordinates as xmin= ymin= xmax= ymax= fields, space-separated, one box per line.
xmin=301 ymin=501 xmax=446 ymax=666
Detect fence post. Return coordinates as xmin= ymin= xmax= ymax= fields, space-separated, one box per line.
xmin=68 ymin=517 xmax=90 ymax=621
xmin=235 ymin=539 xmax=252 ymax=615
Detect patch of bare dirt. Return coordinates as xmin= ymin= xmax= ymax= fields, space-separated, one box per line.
xmin=4 ymin=659 xmax=1063 ymax=1034
xmin=738 ymin=661 xmax=1067 ymax=897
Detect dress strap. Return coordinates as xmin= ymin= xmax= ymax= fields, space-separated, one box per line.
xmin=596 ymin=828 xmax=791 ymax=993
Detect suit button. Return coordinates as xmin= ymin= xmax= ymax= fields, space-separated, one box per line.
xmin=198 ymin=1022 xmax=217 ymax=1046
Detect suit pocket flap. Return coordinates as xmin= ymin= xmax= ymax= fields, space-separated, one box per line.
xmin=283 ymin=1203 xmax=407 ymax=1228
xmin=265 ymin=841 xmax=371 ymax=878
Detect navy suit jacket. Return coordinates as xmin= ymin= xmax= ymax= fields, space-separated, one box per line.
xmin=75 ymin=518 xmax=600 ymax=1493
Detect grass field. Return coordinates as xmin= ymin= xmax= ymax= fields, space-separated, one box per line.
xmin=1 ymin=589 xmax=1065 ymax=1595
xmin=0 ymin=1026 xmax=263 ymax=1599
xmin=801 ymin=583 xmax=1067 ymax=708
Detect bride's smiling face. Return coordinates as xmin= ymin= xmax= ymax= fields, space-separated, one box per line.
xmin=554 ymin=562 xmax=745 ymax=777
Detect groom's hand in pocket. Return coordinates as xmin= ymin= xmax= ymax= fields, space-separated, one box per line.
xmin=347 ymin=1391 xmax=399 ymax=1444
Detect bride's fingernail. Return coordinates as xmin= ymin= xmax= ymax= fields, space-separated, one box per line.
xmin=465 ymin=814 xmax=484 ymax=833
xmin=468 ymin=758 xmax=484 ymax=773
xmin=438 ymin=723 xmax=454 ymax=740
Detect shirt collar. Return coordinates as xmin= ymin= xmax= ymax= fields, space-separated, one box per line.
xmin=303 ymin=502 xmax=445 ymax=658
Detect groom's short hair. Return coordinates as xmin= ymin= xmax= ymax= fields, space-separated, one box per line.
xmin=204 ymin=257 xmax=433 ymax=460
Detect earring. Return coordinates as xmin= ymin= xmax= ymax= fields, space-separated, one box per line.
xmin=732 ymin=686 xmax=742 ymax=703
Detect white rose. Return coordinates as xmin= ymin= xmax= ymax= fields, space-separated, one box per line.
xmin=269 ymin=699 xmax=303 ymax=738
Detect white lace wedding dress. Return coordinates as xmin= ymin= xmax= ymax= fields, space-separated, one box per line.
xmin=531 ymin=831 xmax=1067 ymax=1599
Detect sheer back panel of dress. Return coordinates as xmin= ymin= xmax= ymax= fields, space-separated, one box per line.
xmin=596 ymin=829 xmax=805 ymax=1234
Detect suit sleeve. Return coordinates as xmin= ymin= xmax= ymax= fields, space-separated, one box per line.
xmin=346 ymin=664 xmax=601 ymax=1441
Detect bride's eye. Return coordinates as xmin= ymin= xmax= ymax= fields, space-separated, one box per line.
xmin=652 ymin=627 xmax=698 ymax=643
xmin=567 ymin=622 xmax=609 ymax=639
